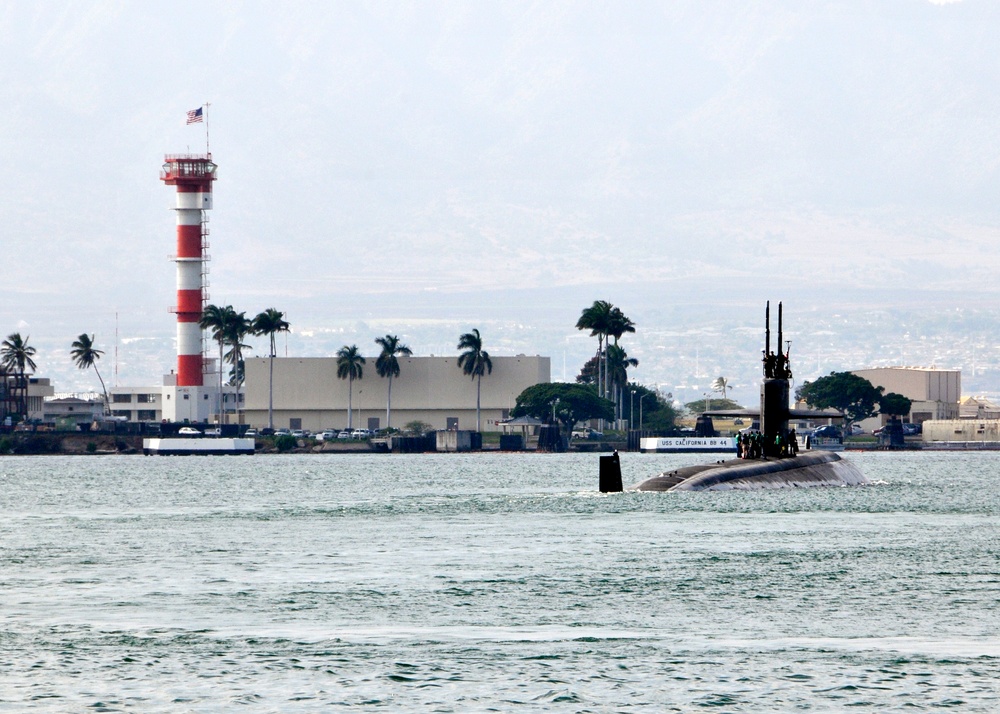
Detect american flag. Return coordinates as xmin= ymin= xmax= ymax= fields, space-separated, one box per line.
xmin=186 ymin=107 xmax=203 ymax=124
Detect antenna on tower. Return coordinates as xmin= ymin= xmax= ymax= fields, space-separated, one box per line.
xmin=204 ymin=101 xmax=211 ymax=156
xmin=114 ymin=311 xmax=119 ymax=386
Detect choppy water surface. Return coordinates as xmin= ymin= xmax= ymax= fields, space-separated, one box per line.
xmin=1 ymin=451 xmax=999 ymax=711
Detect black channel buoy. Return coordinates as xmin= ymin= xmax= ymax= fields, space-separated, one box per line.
xmin=599 ymin=450 xmax=623 ymax=493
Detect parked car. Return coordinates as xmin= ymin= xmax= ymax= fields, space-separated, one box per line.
xmin=811 ymin=425 xmax=842 ymax=439
xmin=290 ymin=429 xmax=306 ymax=438
xmin=848 ymin=424 xmax=864 ymax=435
xmin=244 ymin=429 xmax=258 ymax=437
xmin=351 ymin=428 xmax=371 ymax=439
xmin=337 ymin=430 xmax=353 ymax=440
xmin=572 ymin=427 xmax=603 ymax=440
xmin=178 ymin=426 xmax=200 ymax=436
xmin=316 ymin=430 xmax=337 ymax=441
xmin=874 ymin=422 xmax=921 ymax=437
xmin=274 ymin=429 xmax=292 ymax=436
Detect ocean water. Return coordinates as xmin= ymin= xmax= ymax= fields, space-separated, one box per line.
xmin=1 ymin=451 xmax=998 ymax=712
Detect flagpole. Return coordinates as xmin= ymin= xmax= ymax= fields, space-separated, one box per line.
xmin=204 ymin=101 xmax=211 ymax=156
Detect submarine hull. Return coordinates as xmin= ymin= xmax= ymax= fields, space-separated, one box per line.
xmin=633 ymin=451 xmax=867 ymax=492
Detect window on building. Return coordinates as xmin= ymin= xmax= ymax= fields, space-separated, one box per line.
xmin=204 ymin=394 xmax=209 ymax=400
xmin=183 ymin=394 xmax=190 ymax=400
xmin=137 ymin=394 xmax=151 ymax=403
xmin=112 ymin=393 xmax=132 ymax=403
xmin=137 ymin=410 xmax=157 ymax=421
xmin=112 ymin=410 xmax=130 ymax=419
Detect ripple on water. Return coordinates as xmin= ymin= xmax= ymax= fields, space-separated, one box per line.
xmin=2 ymin=452 xmax=1000 ymax=711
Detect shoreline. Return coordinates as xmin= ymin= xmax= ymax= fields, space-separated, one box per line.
xmin=4 ymin=432 xmax=999 ymax=456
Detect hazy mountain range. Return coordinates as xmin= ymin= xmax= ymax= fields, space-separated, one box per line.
xmin=2 ymin=0 xmax=997 ymax=408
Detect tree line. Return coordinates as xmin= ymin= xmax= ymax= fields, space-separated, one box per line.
xmin=796 ymin=371 xmax=913 ymax=433
xmin=509 ymin=300 xmax=676 ymax=438
xmin=3 ymin=299 xmax=675 ymax=436
xmin=332 ymin=328 xmax=491 ymax=432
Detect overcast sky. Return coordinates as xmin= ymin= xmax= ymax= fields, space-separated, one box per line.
xmin=2 ymin=0 xmax=997 ymax=394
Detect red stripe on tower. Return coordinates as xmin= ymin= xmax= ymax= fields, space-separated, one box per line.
xmin=161 ymin=154 xmax=217 ymax=387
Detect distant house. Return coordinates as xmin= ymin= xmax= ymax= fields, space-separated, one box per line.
xmin=2 ymin=376 xmax=55 ymax=424
xmin=42 ymin=396 xmax=103 ymax=426
xmin=958 ymin=396 xmax=1000 ymax=420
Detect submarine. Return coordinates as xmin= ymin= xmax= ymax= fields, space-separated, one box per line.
xmin=631 ymin=302 xmax=867 ymax=492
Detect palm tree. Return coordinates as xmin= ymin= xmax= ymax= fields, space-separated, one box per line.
xmin=457 ymin=328 xmax=493 ymax=432
xmin=606 ymin=344 xmax=639 ymax=420
xmin=336 ymin=345 xmax=365 ymax=429
xmin=374 ymin=334 xmax=412 ymax=431
xmin=252 ymin=308 xmax=290 ymax=430
xmin=576 ymin=300 xmax=614 ymax=399
xmin=201 ymin=304 xmax=236 ymax=424
xmin=1 ymin=333 xmax=37 ymax=419
xmin=223 ymin=311 xmax=252 ymax=424
xmin=70 ymin=333 xmax=109 ymax=415
xmin=712 ymin=376 xmax=729 ymax=401
xmin=606 ymin=307 xmax=636 ymax=347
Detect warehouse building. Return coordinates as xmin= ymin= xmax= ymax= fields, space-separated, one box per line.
xmin=242 ymin=355 xmax=550 ymax=433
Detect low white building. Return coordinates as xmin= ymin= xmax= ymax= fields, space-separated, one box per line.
xmin=242 ymin=355 xmax=551 ymax=432
xmin=109 ymin=386 xmax=163 ymax=422
xmin=43 ymin=396 xmax=104 ymax=426
xmin=923 ymin=419 xmax=1000 ymax=444
xmin=110 ymin=360 xmax=241 ymax=424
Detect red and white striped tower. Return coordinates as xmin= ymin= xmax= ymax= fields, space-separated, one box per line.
xmin=160 ymin=154 xmax=217 ymax=387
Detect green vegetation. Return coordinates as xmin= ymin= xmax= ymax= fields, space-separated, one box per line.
xmin=336 ymin=344 xmax=365 ymax=429
xmin=684 ymin=397 xmax=744 ymax=413
xmin=251 ymin=308 xmax=290 ymax=431
xmin=202 ymin=304 xmax=290 ymax=427
xmin=1 ymin=332 xmax=37 ymax=420
xmin=511 ymin=383 xmax=614 ymax=439
xmin=457 ymin=329 xmax=492 ymax=432
xmin=273 ymin=434 xmax=297 ymax=452
xmin=403 ymin=420 xmax=432 ymax=436
xmin=200 ymin=305 xmax=237 ymax=423
xmin=796 ymin=371 xmax=883 ymax=432
xmin=375 ymin=334 xmax=412 ymax=431
xmin=879 ymin=392 xmax=913 ymax=417
xmin=70 ymin=333 xmax=109 ymax=415
xmin=631 ymin=384 xmax=677 ymax=432
xmin=222 ymin=311 xmax=252 ymax=422
xmin=575 ymin=301 xmax=638 ymax=424
xmin=605 ymin=344 xmax=638 ymax=421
